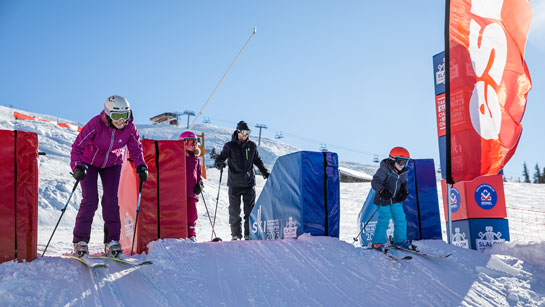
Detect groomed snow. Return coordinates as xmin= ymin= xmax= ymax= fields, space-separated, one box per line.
xmin=0 ymin=105 xmax=544 ymax=306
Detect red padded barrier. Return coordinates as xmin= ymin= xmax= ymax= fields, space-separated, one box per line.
xmin=0 ymin=130 xmax=38 ymax=263
xmin=119 ymin=139 xmax=187 ymax=254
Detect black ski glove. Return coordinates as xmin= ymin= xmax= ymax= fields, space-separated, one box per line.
xmin=193 ymin=181 xmax=204 ymax=195
xmin=215 ymin=160 xmax=226 ymax=170
xmin=398 ymin=189 xmax=408 ymax=202
xmin=136 ymin=165 xmax=148 ymax=182
xmin=379 ymin=189 xmax=393 ymax=199
xmin=72 ymin=165 xmax=88 ymax=181
xmin=262 ymin=171 xmax=270 ymax=180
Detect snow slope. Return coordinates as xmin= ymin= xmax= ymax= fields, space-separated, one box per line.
xmin=1 ymin=105 xmax=544 ymax=306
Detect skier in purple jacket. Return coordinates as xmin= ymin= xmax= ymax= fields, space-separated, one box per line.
xmin=70 ymin=95 xmax=148 ymax=257
xmin=179 ymin=131 xmax=204 ymax=242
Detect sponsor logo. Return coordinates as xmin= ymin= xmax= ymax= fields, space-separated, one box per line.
xmin=251 ymin=206 xmax=263 ymax=234
xmin=436 ymin=57 xmax=445 ymax=85
xmin=123 ymin=212 xmax=133 ymax=240
xmin=476 ymin=226 xmax=505 ymax=251
xmin=250 ymin=205 xmax=281 ymax=240
xmin=474 ymin=184 xmax=497 ymax=210
xmin=265 ymin=219 xmax=280 ymax=240
xmin=452 ymin=227 xmax=469 ymax=249
xmin=283 ymin=217 xmax=298 ymax=239
xmin=449 ymin=187 xmax=461 ymax=213
xmin=468 ymin=0 xmax=507 ymax=140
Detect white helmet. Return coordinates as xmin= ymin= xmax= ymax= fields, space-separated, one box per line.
xmin=104 ymin=95 xmax=130 ymax=118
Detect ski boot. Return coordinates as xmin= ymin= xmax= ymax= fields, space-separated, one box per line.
xmin=73 ymin=241 xmax=89 ymax=257
xmin=188 ymin=236 xmax=197 ymax=242
xmin=105 ymin=240 xmax=122 ymax=258
xmin=231 ymin=235 xmax=242 ymax=241
xmin=244 ymin=235 xmax=250 ymax=240
xmin=393 ymin=240 xmax=417 ymax=251
xmin=371 ymin=243 xmax=385 ymax=252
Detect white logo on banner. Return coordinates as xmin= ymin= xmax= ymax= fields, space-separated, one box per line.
xmin=476 ymin=226 xmax=505 ymax=251
xmin=452 ymin=227 xmax=469 ymax=249
xmin=468 ymin=0 xmax=507 ymax=140
xmin=251 ymin=206 xmax=264 ymax=234
xmin=436 ymin=58 xmax=445 ymax=85
xmin=266 ymin=219 xmax=280 ymax=240
xmin=283 ymin=217 xmax=298 ymax=239
xmin=124 ymin=212 xmax=133 ymax=240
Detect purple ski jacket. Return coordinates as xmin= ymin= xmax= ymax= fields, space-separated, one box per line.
xmin=186 ymin=147 xmax=203 ymax=200
xmin=70 ymin=111 xmax=146 ymax=170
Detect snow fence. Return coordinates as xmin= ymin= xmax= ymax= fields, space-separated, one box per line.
xmin=118 ymin=139 xmax=187 ymax=254
xmin=249 ymin=151 xmax=340 ymax=240
xmin=0 ymin=130 xmax=39 ymax=263
xmin=357 ymin=159 xmax=442 ymax=246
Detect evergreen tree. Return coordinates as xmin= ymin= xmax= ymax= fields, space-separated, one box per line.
xmin=522 ymin=162 xmax=530 ymax=183
xmin=542 ymin=166 xmax=545 ymax=184
xmin=533 ymin=163 xmax=541 ymax=183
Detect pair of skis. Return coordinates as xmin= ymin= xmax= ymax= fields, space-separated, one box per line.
xmin=369 ymin=246 xmax=451 ymax=262
xmin=64 ymin=254 xmax=152 ymax=268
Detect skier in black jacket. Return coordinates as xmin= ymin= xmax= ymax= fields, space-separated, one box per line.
xmin=215 ymin=121 xmax=270 ymax=240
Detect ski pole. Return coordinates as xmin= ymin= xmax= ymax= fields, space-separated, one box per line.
xmin=130 ymin=179 xmax=144 ymax=256
xmin=352 ymin=205 xmax=380 ymax=245
xmin=42 ymin=179 xmax=80 ymax=257
xmin=211 ymin=168 xmax=223 ymax=231
xmin=200 ymin=191 xmax=218 ymax=240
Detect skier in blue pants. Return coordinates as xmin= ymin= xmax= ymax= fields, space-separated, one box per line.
xmin=371 ymin=146 xmax=414 ymax=251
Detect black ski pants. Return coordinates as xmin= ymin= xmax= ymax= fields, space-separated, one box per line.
xmin=228 ymin=186 xmax=256 ymax=238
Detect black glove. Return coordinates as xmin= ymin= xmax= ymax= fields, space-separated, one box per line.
xmin=72 ymin=165 xmax=88 ymax=181
xmin=215 ymin=160 xmax=226 ymax=170
xmin=378 ymin=189 xmax=393 ymax=199
xmin=193 ymin=181 xmax=204 ymax=195
xmin=398 ymin=189 xmax=408 ymax=201
xmin=136 ymin=165 xmax=148 ymax=182
xmin=262 ymin=171 xmax=270 ymax=180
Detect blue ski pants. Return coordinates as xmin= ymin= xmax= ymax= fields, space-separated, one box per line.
xmin=372 ymin=203 xmax=407 ymax=244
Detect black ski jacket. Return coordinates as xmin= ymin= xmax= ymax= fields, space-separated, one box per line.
xmin=371 ymin=158 xmax=409 ymax=206
xmin=215 ymin=131 xmax=268 ymax=188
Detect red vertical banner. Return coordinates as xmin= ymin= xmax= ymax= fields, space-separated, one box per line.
xmin=0 ymin=130 xmax=38 ymax=263
xmin=446 ymin=0 xmax=532 ymax=183
xmin=119 ymin=139 xmax=187 ymax=254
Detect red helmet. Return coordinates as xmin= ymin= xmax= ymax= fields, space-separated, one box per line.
xmin=389 ymin=146 xmax=410 ymax=160
xmin=179 ymin=131 xmax=197 ymax=141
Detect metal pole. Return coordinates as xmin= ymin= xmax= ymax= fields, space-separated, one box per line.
xmin=447 ymin=183 xmax=453 ymax=244
xmin=189 ymin=27 xmax=257 ymax=130
xmin=352 ymin=205 xmax=380 ymax=245
xmin=131 ymin=180 xmax=144 ymax=255
xmin=42 ymin=180 xmax=80 ymax=257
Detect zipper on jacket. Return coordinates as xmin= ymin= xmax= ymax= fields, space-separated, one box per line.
xmin=391 ymin=173 xmax=400 ymax=205
xmin=102 ymin=130 xmax=116 ymax=168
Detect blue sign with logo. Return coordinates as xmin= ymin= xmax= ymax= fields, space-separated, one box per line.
xmin=474 ymin=184 xmax=497 ymax=210
xmin=449 ymin=187 xmax=461 ymax=213
xmin=433 ymin=52 xmax=446 ymax=96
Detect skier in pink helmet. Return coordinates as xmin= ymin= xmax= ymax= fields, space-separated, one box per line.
xmin=70 ymin=95 xmax=148 ymax=257
xmin=179 ymin=131 xmax=204 ymax=242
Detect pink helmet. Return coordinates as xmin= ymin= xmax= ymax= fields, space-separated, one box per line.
xmin=179 ymin=131 xmax=197 ymax=141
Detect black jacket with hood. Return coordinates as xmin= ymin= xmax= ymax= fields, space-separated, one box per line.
xmin=371 ymin=158 xmax=409 ymax=206
xmin=215 ymin=131 xmax=268 ymax=188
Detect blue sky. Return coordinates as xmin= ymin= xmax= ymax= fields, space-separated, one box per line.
xmin=1 ymin=1 xmax=544 ymax=179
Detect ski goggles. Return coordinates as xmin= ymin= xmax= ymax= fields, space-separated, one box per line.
xmin=394 ymin=157 xmax=409 ymax=167
xmin=238 ymin=129 xmax=251 ymax=136
xmin=183 ymin=138 xmax=197 ymax=146
xmin=110 ymin=112 xmax=130 ymax=122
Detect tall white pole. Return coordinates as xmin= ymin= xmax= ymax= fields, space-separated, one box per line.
xmin=447 ymin=183 xmax=453 ymax=244
xmin=189 ymin=27 xmax=257 ymax=130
